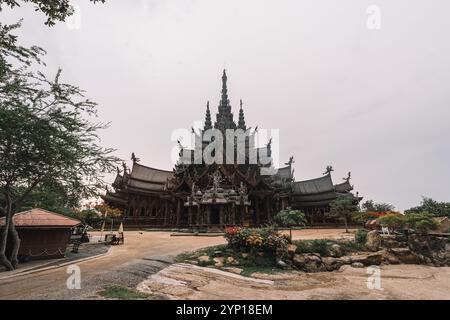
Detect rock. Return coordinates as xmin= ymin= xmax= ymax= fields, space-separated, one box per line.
xmin=213 ymin=257 xmax=225 ymax=267
xmin=292 ymin=254 xmax=307 ymax=267
xmin=277 ymin=260 xmax=289 ymax=269
xmin=337 ymin=256 xmax=352 ymax=265
xmin=366 ymin=230 xmax=382 ymax=252
xmin=379 ymin=249 xmax=400 ymax=265
xmin=287 ymin=244 xmax=297 ymax=256
xmin=241 ymin=253 xmax=249 ymax=259
xmin=213 ymin=250 xmax=224 ymax=257
xmin=222 ymin=267 xmax=243 ymax=275
xmin=382 ymin=238 xmax=407 ymax=249
xmin=446 ymin=243 xmax=450 ymax=252
xmin=329 ymin=244 xmax=343 ymax=258
xmin=257 ymin=252 xmax=264 ymax=257
xmin=226 ymin=256 xmax=236 ymax=264
xmin=351 ymin=262 xmax=364 ymax=268
xmin=292 ymin=254 xmax=326 ymax=273
xmin=350 ymin=252 xmax=382 ymax=266
xmin=198 ymin=255 xmax=210 ymax=263
xmin=189 ymin=260 xmax=199 ymax=265
xmin=321 ymin=257 xmax=342 ymax=271
xmin=389 ymin=248 xmax=419 ymax=264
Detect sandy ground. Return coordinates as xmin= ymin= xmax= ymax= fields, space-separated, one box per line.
xmin=1 ymin=228 xmax=449 ymax=300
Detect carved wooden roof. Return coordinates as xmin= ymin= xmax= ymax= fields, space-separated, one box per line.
xmin=292 ymin=174 xmax=334 ymax=194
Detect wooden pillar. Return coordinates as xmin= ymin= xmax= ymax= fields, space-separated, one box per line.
xmin=207 ymin=207 xmax=211 ymax=225
xmin=232 ymin=205 xmax=236 ymax=225
xmin=164 ymin=201 xmax=168 ymax=226
xmin=195 ymin=205 xmax=200 ymax=226
xmin=176 ymin=199 xmax=182 ymax=226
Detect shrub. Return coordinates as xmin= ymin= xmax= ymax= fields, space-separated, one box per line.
xmin=292 ymin=239 xmax=330 ymax=256
xmin=355 ymin=229 xmax=368 ymax=244
xmin=377 ymin=213 xmax=406 ymax=230
xmin=274 ymin=208 xmax=306 ymax=241
xmin=309 ymin=239 xmax=330 ymax=256
xmin=224 ymin=226 xmax=289 ymax=257
xmin=405 ymin=212 xmax=439 ymax=234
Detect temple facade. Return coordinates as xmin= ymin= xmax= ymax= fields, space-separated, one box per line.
xmin=104 ymin=70 xmax=361 ymax=229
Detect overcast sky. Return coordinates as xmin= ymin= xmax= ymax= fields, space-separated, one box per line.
xmin=2 ymin=0 xmax=450 ymax=211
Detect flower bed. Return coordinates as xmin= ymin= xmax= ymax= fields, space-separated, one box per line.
xmin=224 ymin=226 xmax=289 ymax=258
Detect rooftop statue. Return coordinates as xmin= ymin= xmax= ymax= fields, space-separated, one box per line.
xmin=343 ymin=171 xmax=352 ymax=182
xmin=323 ymin=165 xmax=334 ymax=175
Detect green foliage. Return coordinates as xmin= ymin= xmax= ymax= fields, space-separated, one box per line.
xmin=74 ymin=209 xmax=103 ymax=228
xmin=377 ymin=214 xmax=406 ymax=230
xmin=405 ymin=197 xmax=450 ymax=218
xmin=405 ymin=212 xmax=439 ymax=234
xmin=339 ymin=239 xmax=366 ymax=252
xmin=293 ymin=238 xmax=365 ymax=256
xmin=175 ymin=244 xmax=278 ymax=271
xmin=240 ymin=266 xmax=280 ymax=277
xmin=327 ymin=194 xmax=359 ymax=231
xmin=308 ymin=239 xmax=329 ymax=256
xmin=376 ymin=211 xmax=439 ymax=234
xmin=0 ymin=182 xmax=81 ymax=217
xmin=274 ymin=208 xmax=306 ymax=228
xmin=0 ymin=0 xmax=106 ymax=26
xmin=355 ymin=229 xmax=368 ymax=244
xmin=361 ymin=200 xmax=395 ymax=212
xmin=292 ymin=239 xmax=329 ymax=256
xmin=0 ymin=21 xmax=118 ymax=270
xmin=0 ymin=22 xmax=118 ymax=206
xmin=97 ymin=285 xmax=153 ymax=300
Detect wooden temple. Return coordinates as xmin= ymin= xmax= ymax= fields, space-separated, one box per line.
xmin=103 ymin=70 xmax=361 ymax=228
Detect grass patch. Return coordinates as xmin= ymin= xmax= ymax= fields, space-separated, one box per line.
xmin=292 ymin=239 xmax=330 ymax=256
xmin=293 ymin=238 xmax=366 ymax=256
xmin=98 ymin=285 xmax=153 ymax=300
xmin=240 ymin=266 xmax=282 ymax=277
xmin=175 ymin=244 xmax=228 ymax=263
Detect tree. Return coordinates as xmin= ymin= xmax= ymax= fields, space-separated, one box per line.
xmin=377 ymin=213 xmax=406 ymax=230
xmin=327 ymin=194 xmax=359 ymax=232
xmin=0 ymin=181 xmax=81 ymax=217
xmin=405 ymin=197 xmax=450 ymax=217
xmin=361 ymin=199 xmax=395 ymax=212
xmin=0 ymin=0 xmax=105 ymax=26
xmin=0 ymin=22 xmax=118 ymax=270
xmin=405 ymin=212 xmax=439 ymax=234
xmin=94 ymin=202 xmax=123 ymax=234
xmin=274 ymin=208 xmax=306 ymax=242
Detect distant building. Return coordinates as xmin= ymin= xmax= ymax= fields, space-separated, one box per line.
xmin=433 ymin=217 xmax=450 ymax=233
xmin=0 ymin=208 xmax=80 ymax=261
xmin=104 ymin=71 xmax=361 ymax=228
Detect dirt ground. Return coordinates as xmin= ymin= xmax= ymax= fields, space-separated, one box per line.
xmin=1 ymin=228 xmax=449 ymax=300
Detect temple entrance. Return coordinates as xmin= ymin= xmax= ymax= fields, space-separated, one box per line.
xmin=210 ymin=206 xmax=220 ymax=225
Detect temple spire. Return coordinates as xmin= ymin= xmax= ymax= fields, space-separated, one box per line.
xmin=204 ymin=101 xmax=212 ymax=130
xmin=215 ymin=69 xmax=236 ymax=130
xmin=238 ymin=99 xmax=246 ymax=130
xmin=219 ymin=69 xmax=230 ymax=113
